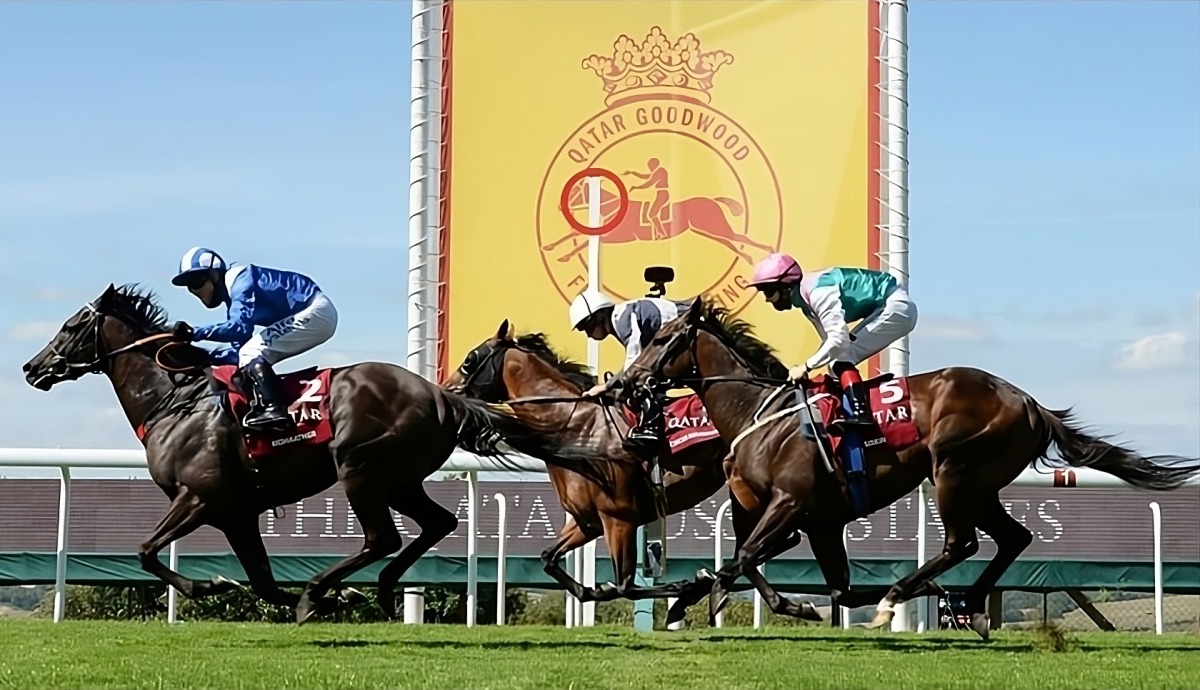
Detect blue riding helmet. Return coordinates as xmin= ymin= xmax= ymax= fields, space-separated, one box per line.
xmin=171 ymin=246 xmax=227 ymax=286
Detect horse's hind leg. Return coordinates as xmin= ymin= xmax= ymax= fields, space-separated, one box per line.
xmin=806 ymin=524 xmax=890 ymax=610
xmin=958 ymin=496 xmax=1033 ymax=639
xmin=138 ymin=487 xmax=240 ymax=598
xmin=296 ymin=479 xmax=403 ymax=624
xmin=376 ymin=485 xmax=459 ymax=620
xmin=869 ymin=474 xmax=981 ymax=630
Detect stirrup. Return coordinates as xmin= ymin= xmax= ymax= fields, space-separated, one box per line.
xmin=243 ymin=405 xmax=291 ymax=430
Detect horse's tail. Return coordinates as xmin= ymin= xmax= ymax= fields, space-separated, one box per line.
xmin=714 ymin=197 xmax=744 ymax=216
xmin=443 ymin=393 xmax=614 ymax=491
xmin=1032 ymin=405 xmax=1200 ymax=491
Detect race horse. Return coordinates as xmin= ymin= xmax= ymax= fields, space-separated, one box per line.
xmin=542 ymin=181 xmax=775 ymax=265
xmin=443 ymin=319 xmax=761 ymax=604
xmin=609 ymin=297 xmax=1200 ymax=638
xmin=21 ymin=283 xmax=611 ymax=624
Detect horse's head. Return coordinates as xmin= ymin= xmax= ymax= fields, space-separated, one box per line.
xmin=445 ymin=319 xmax=600 ymax=401
xmin=444 ymin=319 xmax=519 ymax=402
xmin=23 ymin=283 xmax=173 ymax=391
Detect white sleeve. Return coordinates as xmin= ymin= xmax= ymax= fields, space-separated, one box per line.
xmin=803 ymin=285 xmax=851 ymax=371
xmin=622 ymin=315 xmax=644 ymax=372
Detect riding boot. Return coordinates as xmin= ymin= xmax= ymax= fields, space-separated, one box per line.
xmin=241 ymin=357 xmax=292 ymax=431
xmin=623 ymin=396 xmax=665 ymax=454
xmin=828 ymin=363 xmax=875 ymax=434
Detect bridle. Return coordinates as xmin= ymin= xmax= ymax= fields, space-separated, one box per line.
xmin=42 ymin=302 xmax=185 ymax=380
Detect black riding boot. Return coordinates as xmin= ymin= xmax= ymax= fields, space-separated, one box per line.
xmin=829 ymin=383 xmax=875 ymax=433
xmin=241 ymin=358 xmax=291 ymax=431
xmin=624 ymin=395 xmax=665 ymax=454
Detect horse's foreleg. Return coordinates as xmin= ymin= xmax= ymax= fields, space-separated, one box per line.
xmin=540 ymin=517 xmax=602 ymax=602
xmin=376 ymin=486 xmax=459 ymax=620
xmin=588 ymin=514 xmax=692 ymax=603
xmin=735 ymin=490 xmax=822 ymax=623
xmin=138 ymin=487 xmax=240 ymax=599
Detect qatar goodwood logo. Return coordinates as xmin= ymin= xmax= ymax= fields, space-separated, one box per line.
xmin=536 ymin=27 xmax=784 ymax=314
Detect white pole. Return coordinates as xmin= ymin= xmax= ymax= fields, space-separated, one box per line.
xmin=53 ymin=465 xmax=71 ymax=623
xmin=167 ymin=541 xmax=179 ymax=624
xmin=1150 ymin=502 xmax=1163 ymax=635
xmin=581 ymin=174 xmax=603 ymax=627
xmin=714 ymin=499 xmax=731 ymax=628
xmin=405 ymin=0 xmax=442 ymax=626
xmin=494 ymin=493 xmax=508 ymax=625
xmin=753 ymin=563 xmax=764 ymax=629
xmin=879 ymin=0 xmax=915 ymax=633
xmin=466 ymin=471 xmax=478 ymax=628
xmin=841 ymin=526 xmax=851 ymax=629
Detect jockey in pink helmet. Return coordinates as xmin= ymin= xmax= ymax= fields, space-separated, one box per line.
xmin=748 ymin=252 xmax=918 ymax=431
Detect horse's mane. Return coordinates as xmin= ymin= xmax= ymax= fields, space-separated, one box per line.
xmin=695 ymin=299 xmax=790 ymax=380
xmin=105 ymin=283 xmax=171 ymax=334
xmin=513 ymin=333 xmax=598 ymax=390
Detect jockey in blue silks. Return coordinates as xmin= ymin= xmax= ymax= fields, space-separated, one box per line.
xmin=169 ymin=247 xmax=338 ymax=431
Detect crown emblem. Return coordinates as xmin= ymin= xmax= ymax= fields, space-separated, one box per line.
xmin=582 ymin=26 xmax=734 ymax=107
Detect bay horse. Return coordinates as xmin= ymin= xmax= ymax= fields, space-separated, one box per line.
xmin=541 ymin=183 xmax=775 ymax=265
xmin=21 ymin=283 xmax=612 ymax=624
xmin=442 ymin=318 xmax=782 ymax=604
xmin=610 ymin=297 xmax=1200 ymax=638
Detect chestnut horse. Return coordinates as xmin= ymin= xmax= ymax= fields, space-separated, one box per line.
xmin=611 ymin=298 xmax=1200 ymax=638
xmin=443 ymin=318 xmax=787 ymax=604
xmin=22 ymin=284 xmax=611 ymax=623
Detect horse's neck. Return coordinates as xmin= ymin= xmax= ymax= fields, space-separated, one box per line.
xmin=106 ymin=349 xmax=184 ymax=437
xmin=693 ymin=335 xmax=774 ymax=440
xmin=505 ymin=355 xmax=605 ymax=427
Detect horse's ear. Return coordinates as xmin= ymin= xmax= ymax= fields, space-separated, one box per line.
xmin=687 ymin=296 xmax=705 ymax=324
xmin=99 ymin=283 xmax=117 ymax=305
xmin=495 ymin=318 xmax=511 ymax=341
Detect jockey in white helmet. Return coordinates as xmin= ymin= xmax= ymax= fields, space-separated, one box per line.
xmin=748 ymin=251 xmax=918 ymax=431
xmin=568 ymin=286 xmax=692 ymax=450
xmin=169 ymin=247 xmax=339 ymax=431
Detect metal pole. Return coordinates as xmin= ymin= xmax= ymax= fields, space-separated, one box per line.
xmin=494 ymin=493 xmax=508 ymax=625
xmin=1150 ymin=502 xmax=1163 ymax=635
xmin=466 ymin=471 xmax=478 ymax=627
xmin=405 ymin=0 xmax=442 ymax=625
xmin=53 ymin=465 xmax=71 ymax=623
xmin=879 ymin=0 xmax=916 ymax=633
xmin=167 ymin=541 xmax=179 ymax=624
xmin=582 ymin=175 xmax=601 ymax=628
xmin=713 ymin=499 xmax=731 ymax=628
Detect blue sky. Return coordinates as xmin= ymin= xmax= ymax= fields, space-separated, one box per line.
xmin=0 ymin=1 xmax=1196 ymax=468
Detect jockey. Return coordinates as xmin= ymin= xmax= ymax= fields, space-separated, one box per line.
xmin=169 ymin=247 xmax=338 ymax=431
xmin=569 ymin=286 xmax=691 ymax=450
xmin=748 ymin=252 xmax=918 ymax=432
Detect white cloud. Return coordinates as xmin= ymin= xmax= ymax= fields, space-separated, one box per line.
xmin=917 ymin=317 xmax=996 ymax=345
xmin=6 ymin=321 xmax=60 ymax=342
xmin=1115 ymin=331 xmax=1189 ymax=371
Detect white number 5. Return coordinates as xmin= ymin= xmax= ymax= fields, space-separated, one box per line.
xmin=879 ymin=380 xmax=904 ymax=405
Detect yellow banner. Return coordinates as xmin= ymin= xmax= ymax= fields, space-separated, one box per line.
xmin=440 ymin=0 xmax=880 ymax=378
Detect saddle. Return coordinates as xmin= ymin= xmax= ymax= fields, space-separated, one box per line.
xmin=208 ymin=364 xmax=335 ymax=458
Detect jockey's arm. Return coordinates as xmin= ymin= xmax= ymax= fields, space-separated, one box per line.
xmin=208 ymin=346 xmax=239 ymax=366
xmin=191 ymin=270 xmax=257 ymax=344
xmin=802 ymin=285 xmax=852 ymax=372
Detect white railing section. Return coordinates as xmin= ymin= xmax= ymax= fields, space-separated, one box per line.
xmin=0 ymin=448 xmax=1190 ymax=632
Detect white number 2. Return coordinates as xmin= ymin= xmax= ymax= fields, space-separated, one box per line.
xmin=296 ymin=378 xmax=324 ymax=405
xmin=879 ymin=380 xmax=904 ymax=405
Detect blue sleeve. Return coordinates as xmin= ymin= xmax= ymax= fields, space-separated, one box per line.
xmin=193 ymin=269 xmax=257 ymax=344
xmin=208 ymin=346 xmax=240 ymax=365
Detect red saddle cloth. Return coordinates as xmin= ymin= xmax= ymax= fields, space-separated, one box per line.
xmin=805 ymin=374 xmax=922 ymax=455
xmin=622 ymin=393 xmax=721 ymax=454
xmin=210 ymin=365 xmax=335 ymax=458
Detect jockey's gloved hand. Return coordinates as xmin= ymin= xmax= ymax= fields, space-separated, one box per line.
xmin=171 ymin=320 xmax=194 ymax=342
xmin=788 ymin=364 xmax=812 ymax=383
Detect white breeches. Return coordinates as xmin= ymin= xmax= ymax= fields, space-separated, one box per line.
xmin=238 ymin=293 xmax=338 ymax=367
xmin=839 ymin=288 xmax=918 ymax=364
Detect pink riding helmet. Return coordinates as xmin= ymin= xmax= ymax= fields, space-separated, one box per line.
xmin=748 ymin=252 xmax=803 ymax=286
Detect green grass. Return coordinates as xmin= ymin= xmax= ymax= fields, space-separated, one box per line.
xmin=0 ymin=619 xmax=1197 ymax=690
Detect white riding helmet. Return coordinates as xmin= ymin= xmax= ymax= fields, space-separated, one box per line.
xmin=569 ymin=288 xmax=616 ymax=330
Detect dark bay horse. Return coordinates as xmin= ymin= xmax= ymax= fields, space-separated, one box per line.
xmin=22 ymin=284 xmax=611 ymax=623
xmin=610 ymin=297 xmax=1200 ymax=638
xmin=442 ymin=319 xmax=783 ymax=604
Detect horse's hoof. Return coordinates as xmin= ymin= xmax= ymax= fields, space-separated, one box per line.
xmin=798 ymin=601 xmax=823 ymax=623
xmin=868 ymin=608 xmax=895 ymax=629
xmin=666 ymin=599 xmax=691 ymax=626
xmin=338 ymin=587 xmax=369 ymax=607
xmin=296 ymin=596 xmax=318 ymax=625
xmin=970 ymin=613 xmax=990 ymax=641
